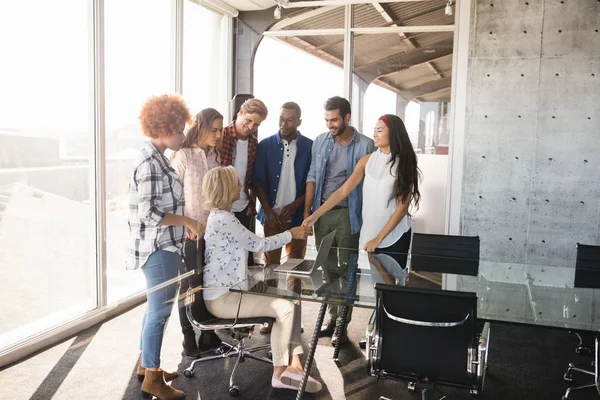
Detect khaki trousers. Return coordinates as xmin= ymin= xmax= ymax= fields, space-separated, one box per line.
xmin=205 ymin=290 xmax=303 ymax=367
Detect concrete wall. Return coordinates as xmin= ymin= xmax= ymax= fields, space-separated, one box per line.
xmin=235 ymin=10 xmax=277 ymax=95
xmin=461 ymin=0 xmax=600 ymax=266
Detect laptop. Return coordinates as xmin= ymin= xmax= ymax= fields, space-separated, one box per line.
xmin=274 ymin=230 xmax=337 ymax=275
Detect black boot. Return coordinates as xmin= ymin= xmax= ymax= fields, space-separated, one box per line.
xmin=198 ymin=330 xmax=222 ymax=351
xmin=319 ymin=319 xmax=336 ymax=337
xmin=331 ymin=326 xmax=349 ymax=346
xmin=182 ymin=331 xmax=202 ymax=358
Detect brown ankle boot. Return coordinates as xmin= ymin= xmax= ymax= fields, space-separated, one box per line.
xmin=141 ymin=369 xmax=185 ymax=400
xmin=137 ymin=364 xmax=179 ymax=382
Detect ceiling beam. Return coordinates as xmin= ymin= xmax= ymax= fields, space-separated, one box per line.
xmin=354 ymin=37 xmax=454 ymax=82
xmin=264 ymin=25 xmax=454 ymax=36
xmin=270 ymin=6 xmax=340 ymax=30
xmin=415 ymin=86 xmax=452 ymax=102
xmin=288 ymin=4 xmax=450 ymax=51
xmin=372 ymin=3 xmax=443 ymax=79
xmin=398 ymin=76 xmax=452 ymax=100
xmin=278 ymin=0 xmax=429 ymax=8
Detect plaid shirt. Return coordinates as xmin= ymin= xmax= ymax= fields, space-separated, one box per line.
xmin=127 ymin=142 xmax=185 ymax=270
xmin=220 ymin=121 xmax=258 ymax=206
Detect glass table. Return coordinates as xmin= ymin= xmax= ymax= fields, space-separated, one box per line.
xmin=230 ymin=246 xmax=600 ymax=399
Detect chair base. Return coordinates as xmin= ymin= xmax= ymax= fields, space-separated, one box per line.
xmin=562 ymin=362 xmax=596 ymax=399
xmin=407 ymin=381 xmax=450 ymax=400
xmin=562 ymin=383 xmax=597 ymax=400
xmin=570 ymin=331 xmax=594 ymax=355
xmin=183 ymin=337 xmax=272 ymax=397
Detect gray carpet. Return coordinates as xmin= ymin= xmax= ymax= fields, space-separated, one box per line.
xmin=1 ymin=301 xmax=597 ymax=400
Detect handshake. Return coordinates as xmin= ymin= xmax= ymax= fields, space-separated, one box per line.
xmin=285 ymin=212 xmax=319 ymax=240
xmin=289 ymin=225 xmax=313 ymax=240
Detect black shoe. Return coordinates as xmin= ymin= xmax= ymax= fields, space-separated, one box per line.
xmin=182 ymin=332 xmax=202 ymax=358
xmin=319 ymin=319 xmax=336 ymax=337
xmin=331 ymin=326 xmax=349 ymax=346
xmin=198 ymin=330 xmax=222 ymax=352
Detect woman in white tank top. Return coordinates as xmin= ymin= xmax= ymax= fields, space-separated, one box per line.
xmin=303 ymin=114 xmax=421 ymax=255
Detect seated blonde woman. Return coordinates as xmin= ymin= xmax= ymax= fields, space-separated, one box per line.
xmin=202 ymin=166 xmax=322 ymax=393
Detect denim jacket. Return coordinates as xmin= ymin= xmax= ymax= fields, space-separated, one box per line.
xmin=254 ymin=131 xmax=313 ymax=227
xmin=306 ymin=127 xmax=375 ymax=234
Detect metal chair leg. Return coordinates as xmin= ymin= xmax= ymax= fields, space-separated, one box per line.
xmin=185 ymin=341 xmax=238 ymax=376
xmin=184 ymin=335 xmax=272 ymax=397
xmin=564 ymin=362 xmax=595 ymax=382
xmin=229 ymin=341 xmax=244 ymax=396
xmin=573 ymin=332 xmax=593 ymax=355
xmin=562 ymin=383 xmax=597 ymax=399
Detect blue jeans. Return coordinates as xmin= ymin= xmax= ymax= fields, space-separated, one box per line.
xmin=140 ymin=250 xmax=181 ymax=368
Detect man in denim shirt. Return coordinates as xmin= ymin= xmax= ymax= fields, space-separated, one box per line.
xmin=303 ymin=96 xmax=375 ymax=345
xmin=254 ymin=102 xmax=313 ymax=334
xmin=255 ymin=102 xmax=313 ymax=266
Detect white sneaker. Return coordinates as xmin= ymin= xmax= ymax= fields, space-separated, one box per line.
xmin=272 ymin=369 xmax=323 ymax=393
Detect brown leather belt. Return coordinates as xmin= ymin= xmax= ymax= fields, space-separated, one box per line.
xmin=332 ymin=206 xmax=347 ymax=210
xmin=323 ymin=202 xmax=347 ymax=211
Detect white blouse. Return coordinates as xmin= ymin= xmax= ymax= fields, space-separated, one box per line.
xmin=359 ymin=149 xmax=411 ymax=249
xmin=203 ymin=210 xmax=292 ymax=300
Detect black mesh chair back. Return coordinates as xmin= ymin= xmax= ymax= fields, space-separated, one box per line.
xmin=374 ymin=283 xmax=478 ymax=388
xmin=230 ymin=93 xmax=254 ymax=120
xmin=186 ymin=237 xmax=273 ymax=328
xmin=574 ymin=243 xmax=600 ymax=289
xmin=411 ymin=233 xmax=480 ymax=276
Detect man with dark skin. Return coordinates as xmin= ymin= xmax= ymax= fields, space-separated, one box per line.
xmin=254 ymin=102 xmax=313 ymax=333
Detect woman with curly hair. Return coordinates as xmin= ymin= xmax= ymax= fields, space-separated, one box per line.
xmin=170 ymin=108 xmax=224 ymax=357
xmin=127 ymin=94 xmax=201 ymax=400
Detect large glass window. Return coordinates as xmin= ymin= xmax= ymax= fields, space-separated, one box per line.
xmin=0 ymin=0 xmax=96 ymax=350
xmin=183 ymin=1 xmax=227 ymax=116
xmin=254 ymin=37 xmax=345 ymax=142
xmin=104 ymin=0 xmax=175 ymax=303
xmin=363 ymin=83 xmax=398 ymax=136
xmin=0 ymin=0 xmax=230 ymax=361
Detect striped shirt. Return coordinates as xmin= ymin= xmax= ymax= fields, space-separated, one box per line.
xmin=127 ymin=141 xmax=185 ymax=270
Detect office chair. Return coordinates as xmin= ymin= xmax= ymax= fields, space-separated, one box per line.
xmin=183 ymin=238 xmax=274 ymax=397
xmin=230 ymin=93 xmax=254 ymax=121
xmin=367 ymin=284 xmax=490 ymax=400
xmin=574 ymin=243 xmax=600 ymax=289
xmin=410 ymin=233 xmax=480 ymax=276
xmin=562 ymin=244 xmax=600 ymax=399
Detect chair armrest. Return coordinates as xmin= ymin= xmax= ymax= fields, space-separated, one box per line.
xmin=468 ymin=321 xmax=490 ymax=391
xmin=383 ymin=305 xmax=470 ymax=327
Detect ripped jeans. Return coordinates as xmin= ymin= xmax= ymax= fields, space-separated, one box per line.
xmin=140 ymin=250 xmax=181 ymax=368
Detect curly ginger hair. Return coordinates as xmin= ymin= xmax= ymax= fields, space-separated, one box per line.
xmin=139 ymin=94 xmax=191 ymax=138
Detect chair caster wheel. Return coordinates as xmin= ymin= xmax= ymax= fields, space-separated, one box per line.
xmin=575 ymin=347 xmax=591 ymax=355
xmin=229 ymin=385 xmax=240 ymax=397
xmin=469 ymin=389 xmax=479 ymax=396
xmin=183 ymin=369 xmax=194 ymax=378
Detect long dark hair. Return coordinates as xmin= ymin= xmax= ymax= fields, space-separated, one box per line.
xmin=182 ymin=108 xmax=223 ymax=164
xmin=383 ymin=114 xmax=421 ymax=210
